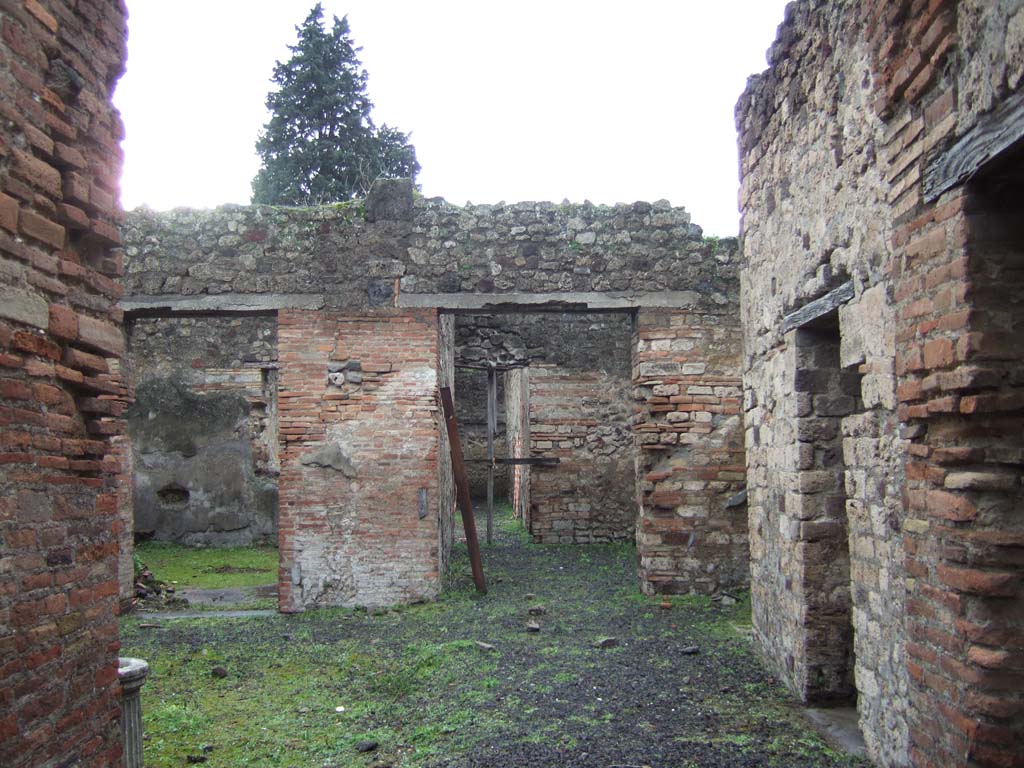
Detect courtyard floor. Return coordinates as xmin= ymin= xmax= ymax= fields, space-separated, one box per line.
xmin=120 ymin=511 xmax=868 ymax=768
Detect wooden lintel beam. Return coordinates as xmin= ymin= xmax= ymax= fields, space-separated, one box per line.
xmin=782 ymin=281 xmax=854 ymax=333
xmin=453 ymin=363 xmax=526 ymax=371
xmin=923 ymin=88 xmax=1024 ymax=202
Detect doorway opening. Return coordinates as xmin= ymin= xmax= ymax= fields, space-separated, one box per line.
xmin=447 ymin=310 xmax=638 ymax=546
xmin=793 ymin=313 xmax=857 ymax=704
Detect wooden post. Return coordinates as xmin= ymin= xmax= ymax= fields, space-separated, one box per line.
xmin=486 ymin=366 xmax=496 ymax=545
xmin=439 ymin=386 xmax=487 ymax=594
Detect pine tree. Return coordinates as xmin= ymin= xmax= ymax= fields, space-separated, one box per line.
xmin=251 ymin=4 xmax=418 ymax=205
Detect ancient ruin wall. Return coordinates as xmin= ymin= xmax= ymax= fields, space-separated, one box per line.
xmin=522 ymin=313 xmax=635 ymax=543
xmin=738 ymin=1 xmax=1024 ymax=766
xmin=633 ymin=307 xmax=747 ymax=595
xmin=126 ymin=316 xmax=279 ymax=545
xmin=880 ymin=3 xmax=1024 ymax=764
xmin=736 ymin=2 xmax=908 ymax=761
xmin=0 ymin=1 xmax=127 ymax=766
xmin=737 ymin=0 xmax=924 ymax=758
xmin=276 ymin=309 xmax=442 ymax=611
xmin=122 ymin=192 xmax=731 ymax=308
xmin=123 ymin=194 xmax=743 ymax=604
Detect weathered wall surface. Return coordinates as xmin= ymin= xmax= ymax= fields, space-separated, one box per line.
xmin=736 ymin=1 xmax=908 ymax=760
xmin=0 ymin=1 xmax=127 ymax=766
xmin=276 ymin=309 xmax=442 ymax=611
xmin=738 ymin=1 xmax=1024 ymax=766
xmin=529 ymin=363 xmax=635 ymax=543
xmin=633 ymin=308 xmax=747 ymax=595
xmin=126 ymin=316 xmax=278 ymax=544
xmin=524 ymin=313 xmax=635 ymax=543
xmin=122 ymin=192 xmax=731 ymax=307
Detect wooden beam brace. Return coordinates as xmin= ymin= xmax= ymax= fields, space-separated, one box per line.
xmin=468 ymin=457 xmax=560 ymax=466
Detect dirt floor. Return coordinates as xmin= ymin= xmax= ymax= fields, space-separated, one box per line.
xmin=121 ymin=511 xmax=868 ymax=768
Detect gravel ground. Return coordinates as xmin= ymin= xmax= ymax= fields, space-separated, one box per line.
xmin=423 ymin=518 xmax=865 ymax=768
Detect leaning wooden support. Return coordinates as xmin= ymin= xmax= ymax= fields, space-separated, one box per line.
xmin=439 ymin=386 xmax=487 ymax=594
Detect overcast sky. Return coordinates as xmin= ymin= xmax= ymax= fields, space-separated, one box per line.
xmin=114 ymin=1 xmax=790 ymax=236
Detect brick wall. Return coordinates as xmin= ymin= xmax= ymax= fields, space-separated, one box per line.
xmin=277 ymin=309 xmax=443 ymax=610
xmin=633 ymin=309 xmax=746 ymax=595
xmin=869 ymin=1 xmax=1024 ymax=764
xmin=0 ymin=0 xmax=127 ymax=765
xmin=527 ymin=362 xmax=635 ymax=543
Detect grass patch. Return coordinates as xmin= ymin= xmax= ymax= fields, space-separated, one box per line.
xmin=123 ymin=614 xmax=504 ymax=768
xmin=122 ymin=505 xmax=868 ymax=768
xmin=136 ymin=541 xmax=278 ymax=589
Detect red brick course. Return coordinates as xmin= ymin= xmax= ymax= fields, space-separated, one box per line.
xmin=277 ymin=309 xmax=444 ymax=611
xmin=633 ymin=310 xmax=747 ymax=595
xmin=874 ymin=3 xmax=1024 ymax=765
xmin=0 ymin=1 xmax=127 ymax=766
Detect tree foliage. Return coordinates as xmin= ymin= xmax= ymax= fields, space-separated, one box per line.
xmin=251 ymin=4 xmax=419 ymax=205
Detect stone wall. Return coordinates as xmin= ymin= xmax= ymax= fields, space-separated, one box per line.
xmin=126 ymin=315 xmax=278 ymax=545
xmin=737 ymin=1 xmax=1024 ymax=766
xmin=0 ymin=1 xmax=127 ymax=766
xmin=276 ymin=309 xmax=443 ymax=611
xmin=736 ymin=1 xmax=909 ymax=760
xmin=633 ymin=308 xmax=747 ymax=595
xmin=122 ymin=191 xmax=730 ymax=308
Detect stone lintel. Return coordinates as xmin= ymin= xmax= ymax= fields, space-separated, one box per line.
xmin=120 ymin=293 xmax=325 ymax=317
xmin=782 ymin=281 xmax=854 ymax=333
xmin=398 ymin=290 xmax=707 ymax=313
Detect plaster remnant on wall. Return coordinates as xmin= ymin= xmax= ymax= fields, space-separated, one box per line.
xmin=300 ymin=444 xmax=357 ymax=477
